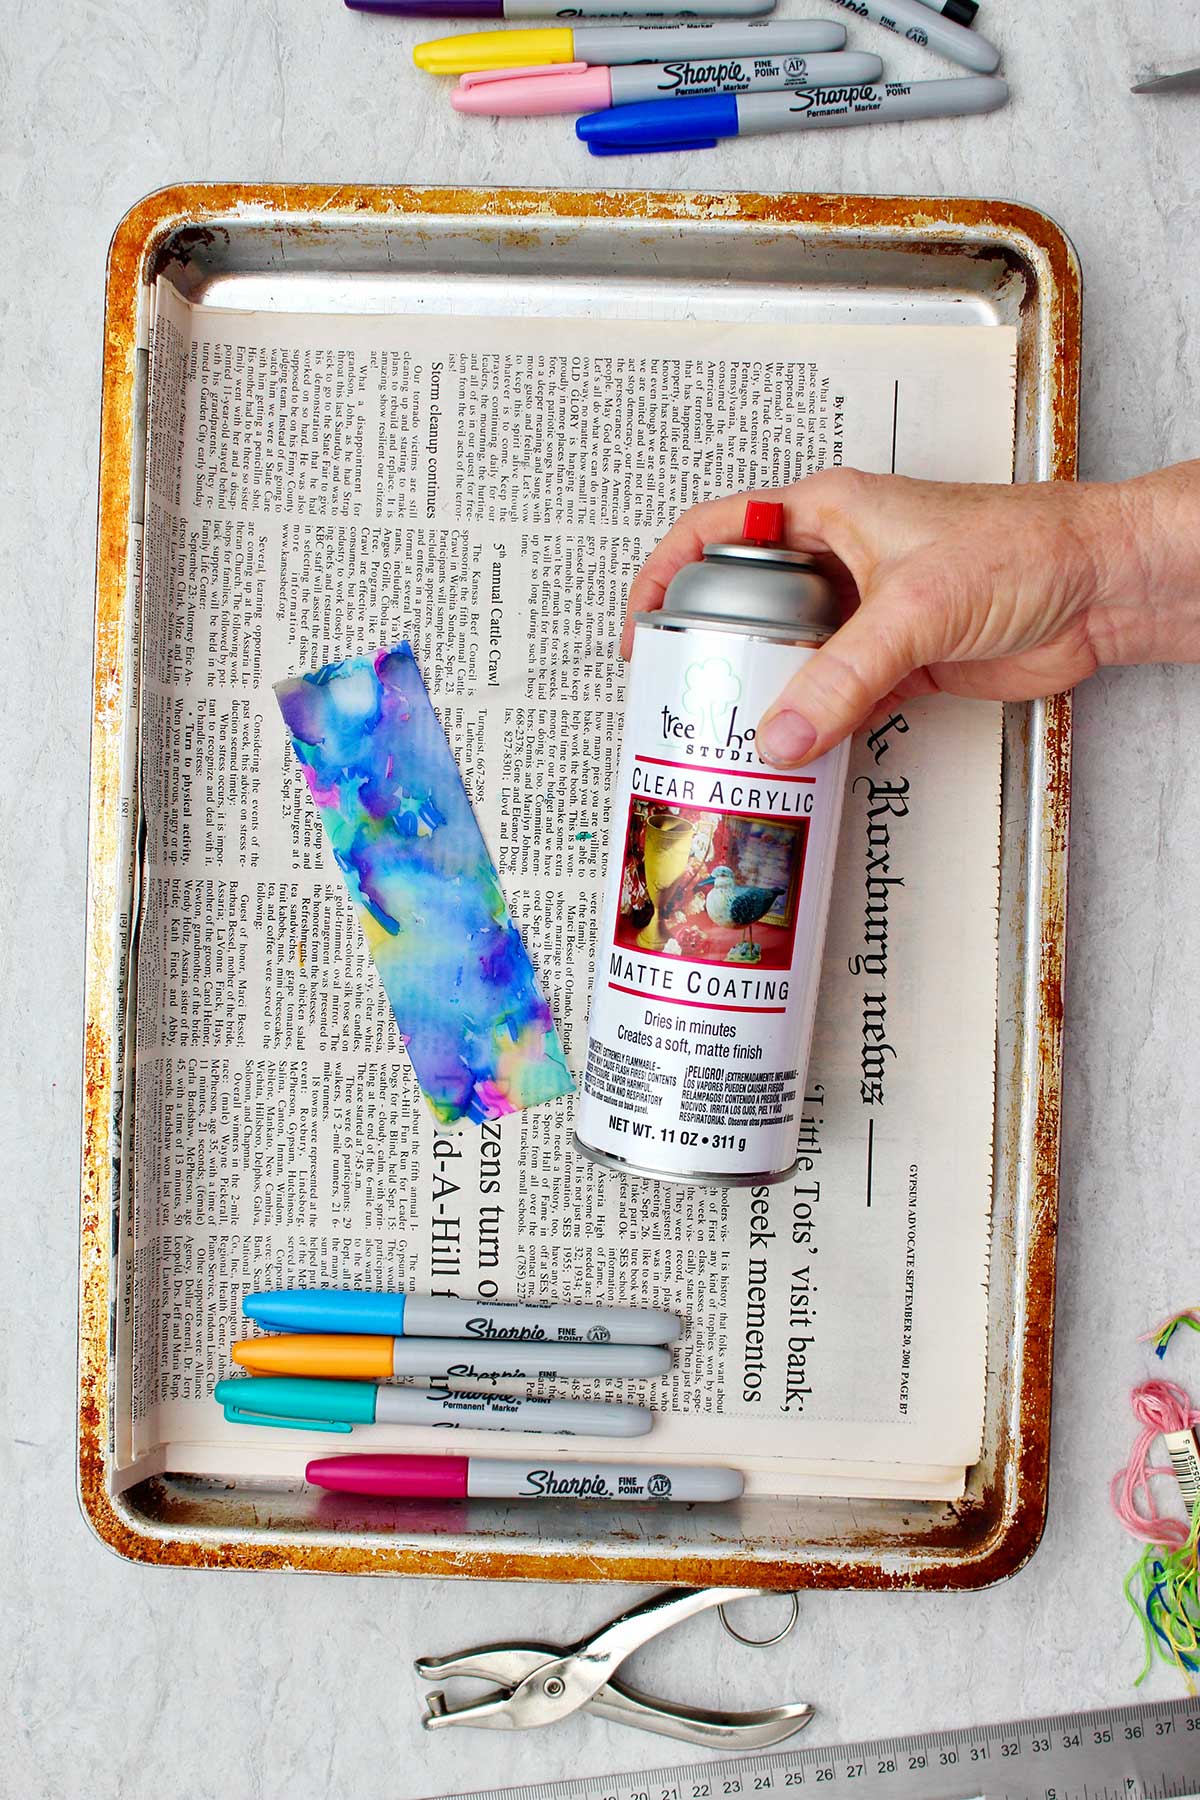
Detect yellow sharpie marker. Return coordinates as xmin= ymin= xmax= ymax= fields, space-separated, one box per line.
xmin=414 ymin=17 xmax=845 ymax=75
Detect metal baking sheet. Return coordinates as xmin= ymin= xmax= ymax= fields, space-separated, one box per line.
xmin=81 ymin=184 xmax=1077 ymax=1587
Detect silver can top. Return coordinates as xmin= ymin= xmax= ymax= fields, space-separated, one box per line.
xmin=654 ymin=501 xmax=841 ymax=642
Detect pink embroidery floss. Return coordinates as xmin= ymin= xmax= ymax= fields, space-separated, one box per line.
xmin=1111 ymin=1334 xmax=1200 ymax=1689
xmin=1111 ymin=1380 xmax=1200 ymax=1548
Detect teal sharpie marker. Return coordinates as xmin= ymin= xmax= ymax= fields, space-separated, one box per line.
xmin=576 ymin=74 xmax=1009 ymax=154
xmin=215 ymin=1376 xmax=654 ymax=1437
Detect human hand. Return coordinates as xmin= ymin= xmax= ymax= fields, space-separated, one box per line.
xmin=624 ymin=464 xmax=1200 ymax=767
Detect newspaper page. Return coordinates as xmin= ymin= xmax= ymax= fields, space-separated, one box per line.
xmin=114 ymin=278 xmax=1015 ymax=1499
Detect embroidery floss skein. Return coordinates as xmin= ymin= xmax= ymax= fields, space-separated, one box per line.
xmin=1121 ymin=1516 xmax=1200 ymax=1688
xmin=1111 ymin=1380 xmax=1200 ymax=1549
xmin=1112 ymin=1356 xmax=1200 ymax=1689
xmin=1138 ymin=1306 xmax=1200 ymax=1361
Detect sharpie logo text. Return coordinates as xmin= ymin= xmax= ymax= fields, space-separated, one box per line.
xmin=445 ymin=1361 xmax=541 ymax=1381
xmin=520 ymin=1470 xmax=673 ymax=1498
xmin=656 ymin=59 xmax=748 ymax=90
xmin=789 ymin=84 xmax=878 ymax=110
xmin=522 ymin=1469 xmax=613 ymax=1497
xmin=464 ymin=1317 xmax=548 ymax=1340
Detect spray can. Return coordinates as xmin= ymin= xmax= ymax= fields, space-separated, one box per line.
xmin=575 ymin=501 xmax=850 ymax=1188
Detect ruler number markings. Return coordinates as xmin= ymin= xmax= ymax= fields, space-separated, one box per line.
xmin=448 ymin=1699 xmax=1200 ymax=1800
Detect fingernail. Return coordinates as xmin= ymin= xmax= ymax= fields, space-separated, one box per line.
xmin=758 ymin=711 xmax=817 ymax=767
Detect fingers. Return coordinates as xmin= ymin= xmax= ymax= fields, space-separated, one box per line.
xmin=757 ymin=596 xmax=933 ymax=767
xmin=622 ymin=472 xmax=878 ymax=658
xmin=625 ymin=472 xmax=938 ymax=759
xmin=623 ymin=491 xmax=779 ymax=658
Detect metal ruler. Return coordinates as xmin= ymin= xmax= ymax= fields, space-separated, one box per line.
xmin=444 ymin=1697 xmax=1200 ymax=1800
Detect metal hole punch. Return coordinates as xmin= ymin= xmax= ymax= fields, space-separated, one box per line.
xmin=415 ymin=1586 xmax=812 ymax=1749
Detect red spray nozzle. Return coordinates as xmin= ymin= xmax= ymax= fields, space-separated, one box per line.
xmin=742 ymin=500 xmax=785 ymax=546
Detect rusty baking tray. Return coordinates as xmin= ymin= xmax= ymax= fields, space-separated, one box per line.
xmin=81 ymin=185 xmax=1076 ymax=1585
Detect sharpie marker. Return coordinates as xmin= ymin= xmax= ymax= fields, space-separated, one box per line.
xmin=912 ymin=0 xmax=978 ymax=22
xmin=307 ymin=1452 xmax=743 ymax=1501
xmin=232 ymin=1333 xmax=672 ymax=1380
xmin=355 ymin=0 xmax=772 ymax=16
xmin=215 ymin=1376 xmax=653 ymax=1436
xmin=243 ymin=1287 xmax=680 ymax=1344
xmin=415 ymin=18 xmax=845 ymax=74
xmin=826 ymin=0 xmax=998 ymax=74
xmin=453 ymin=48 xmax=883 ymax=114
xmin=576 ymin=74 xmax=1008 ymax=153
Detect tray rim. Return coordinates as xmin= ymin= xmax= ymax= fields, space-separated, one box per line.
xmin=80 ymin=181 xmax=1077 ymax=1586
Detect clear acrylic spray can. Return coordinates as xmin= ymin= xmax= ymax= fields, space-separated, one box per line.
xmin=576 ymin=501 xmax=850 ymax=1188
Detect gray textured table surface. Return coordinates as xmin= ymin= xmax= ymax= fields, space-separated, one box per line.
xmin=4 ymin=1 xmax=1200 ymax=1795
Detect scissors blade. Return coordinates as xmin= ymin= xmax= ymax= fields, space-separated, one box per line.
xmin=1131 ymin=66 xmax=1200 ymax=93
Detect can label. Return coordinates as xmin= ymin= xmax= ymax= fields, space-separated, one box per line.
xmin=577 ymin=623 xmax=849 ymax=1182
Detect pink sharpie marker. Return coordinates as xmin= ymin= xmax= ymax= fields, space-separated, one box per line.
xmin=307 ymin=1453 xmax=743 ymax=1502
xmin=452 ymin=48 xmax=882 ymax=115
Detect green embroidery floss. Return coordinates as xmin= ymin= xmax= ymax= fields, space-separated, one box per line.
xmin=1123 ymin=1508 xmax=1200 ymax=1690
xmin=1139 ymin=1305 xmax=1200 ymax=1360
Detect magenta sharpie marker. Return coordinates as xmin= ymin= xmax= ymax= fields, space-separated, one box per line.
xmin=351 ymin=0 xmax=774 ymax=17
xmin=307 ymin=1453 xmax=743 ymax=1501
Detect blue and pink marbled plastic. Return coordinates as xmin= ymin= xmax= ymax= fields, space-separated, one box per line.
xmin=275 ymin=644 xmax=572 ymax=1125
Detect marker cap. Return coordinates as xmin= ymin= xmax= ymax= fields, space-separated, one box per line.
xmin=415 ymin=27 xmax=575 ymax=72
xmin=453 ymin=63 xmax=613 ymax=114
xmin=243 ymin=1288 xmax=407 ymax=1335
xmin=215 ymin=1376 xmax=379 ymax=1431
xmin=942 ymin=0 xmax=979 ymax=23
xmin=308 ymin=1454 xmax=470 ymax=1498
xmin=232 ymin=1333 xmax=397 ymax=1379
xmin=576 ymin=91 xmax=737 ymax=153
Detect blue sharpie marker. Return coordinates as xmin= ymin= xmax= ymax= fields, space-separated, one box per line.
xmin=243 ymin=1288 xmax=681 ymax=1345
xmin=576 ymin=74 xmax=1008 ymax=154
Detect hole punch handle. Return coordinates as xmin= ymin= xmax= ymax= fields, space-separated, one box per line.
xmin=498 ymin=1588 xmax=771 ymax=1728
xmin=588 ymin=1678 xmax=813 ymax=1749
xmin=572 ymin=1586 xmax=762 ymax=1674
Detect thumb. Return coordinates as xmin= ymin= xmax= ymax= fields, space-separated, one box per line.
xmin=756 ymin=594 xmax=928 ymax=767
